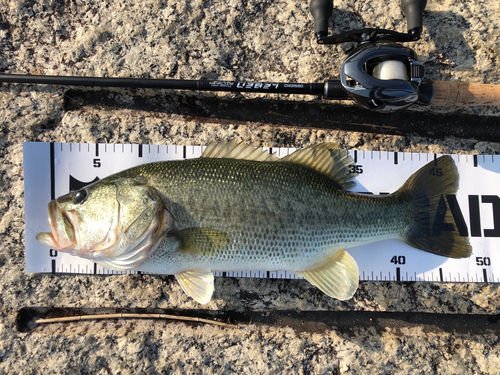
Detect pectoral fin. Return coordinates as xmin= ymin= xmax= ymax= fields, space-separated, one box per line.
xmin=175 ymin=269 xmax=215 ymax=304
xmin=175 ymin=228 xmax=229 ymax=256
xmin=294 ymin=249 xmax=359 ymax=300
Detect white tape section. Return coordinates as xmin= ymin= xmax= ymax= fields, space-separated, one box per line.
xmin=24 ymin=142 xmax=500 ymax=283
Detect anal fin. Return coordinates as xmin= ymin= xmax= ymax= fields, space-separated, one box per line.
xmin=295 ymin=249 xmax=359 ymax=300
xmin=175 ymin=269 xmax=214 ymax=304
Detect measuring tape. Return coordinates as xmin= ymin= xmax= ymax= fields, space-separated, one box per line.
xmin=24 ymin=142 xmax=499 ymax=283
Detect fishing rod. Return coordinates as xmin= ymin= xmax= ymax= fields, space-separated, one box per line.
xmin=0 ymin=0 xmax=498 ymax=112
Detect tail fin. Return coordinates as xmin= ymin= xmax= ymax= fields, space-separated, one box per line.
xmin=398 ymin=156 xmax=472 ymax=258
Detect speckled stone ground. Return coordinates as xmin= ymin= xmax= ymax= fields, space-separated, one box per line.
xmin=0 ymin=0 xmax=499 ymax=373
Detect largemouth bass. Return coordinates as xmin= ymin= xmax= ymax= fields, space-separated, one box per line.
xmin=36 ymin=141 xmax=472 ymax=303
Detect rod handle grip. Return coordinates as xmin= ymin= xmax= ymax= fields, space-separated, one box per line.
xmin=430 ymin=81 xmax=500 ymax=107
xmin=310 ymin=0 xmax=334 ymax=37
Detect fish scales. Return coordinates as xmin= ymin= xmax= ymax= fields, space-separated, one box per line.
xmin=123 ymin=157 xmax=412 ymax=273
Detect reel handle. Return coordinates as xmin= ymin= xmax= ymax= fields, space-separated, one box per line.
xmin=309 ymin=0 xmax=333 ymax=37
xmin=310 ymin=0 xmax=423 ymax=44
xmin=401 ymin=0 xmax=427 ymax=35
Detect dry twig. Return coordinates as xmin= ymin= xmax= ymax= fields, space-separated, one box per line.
xmin=36 ymin=313 xmax=238 ymax=328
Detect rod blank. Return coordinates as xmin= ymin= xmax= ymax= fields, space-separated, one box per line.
xmin=0 ymin=73 xmax=334 ymax=97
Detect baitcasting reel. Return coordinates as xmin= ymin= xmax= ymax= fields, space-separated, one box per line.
xmin=311 ymin=0 xmax=433 ymax=111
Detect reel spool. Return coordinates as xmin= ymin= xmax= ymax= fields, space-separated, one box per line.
xmin=372 ymin=60 xmax=408 ymax=81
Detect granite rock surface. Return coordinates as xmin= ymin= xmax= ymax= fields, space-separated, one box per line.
xmin=0 ymin=0 xmax=499 ymax=373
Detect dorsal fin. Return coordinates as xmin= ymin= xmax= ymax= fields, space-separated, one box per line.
xmin=202 ymin=140 xmax=278 ymax=162
xmin=280 ymin=143 xmax=358 ymax=190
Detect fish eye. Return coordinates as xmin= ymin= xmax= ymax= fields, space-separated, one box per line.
xmin=73 ymin=190 xmax=88 ymax=204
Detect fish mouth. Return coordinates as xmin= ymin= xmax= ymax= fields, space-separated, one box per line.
xmin=36 ymin=200 xmax=76 ymax=250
